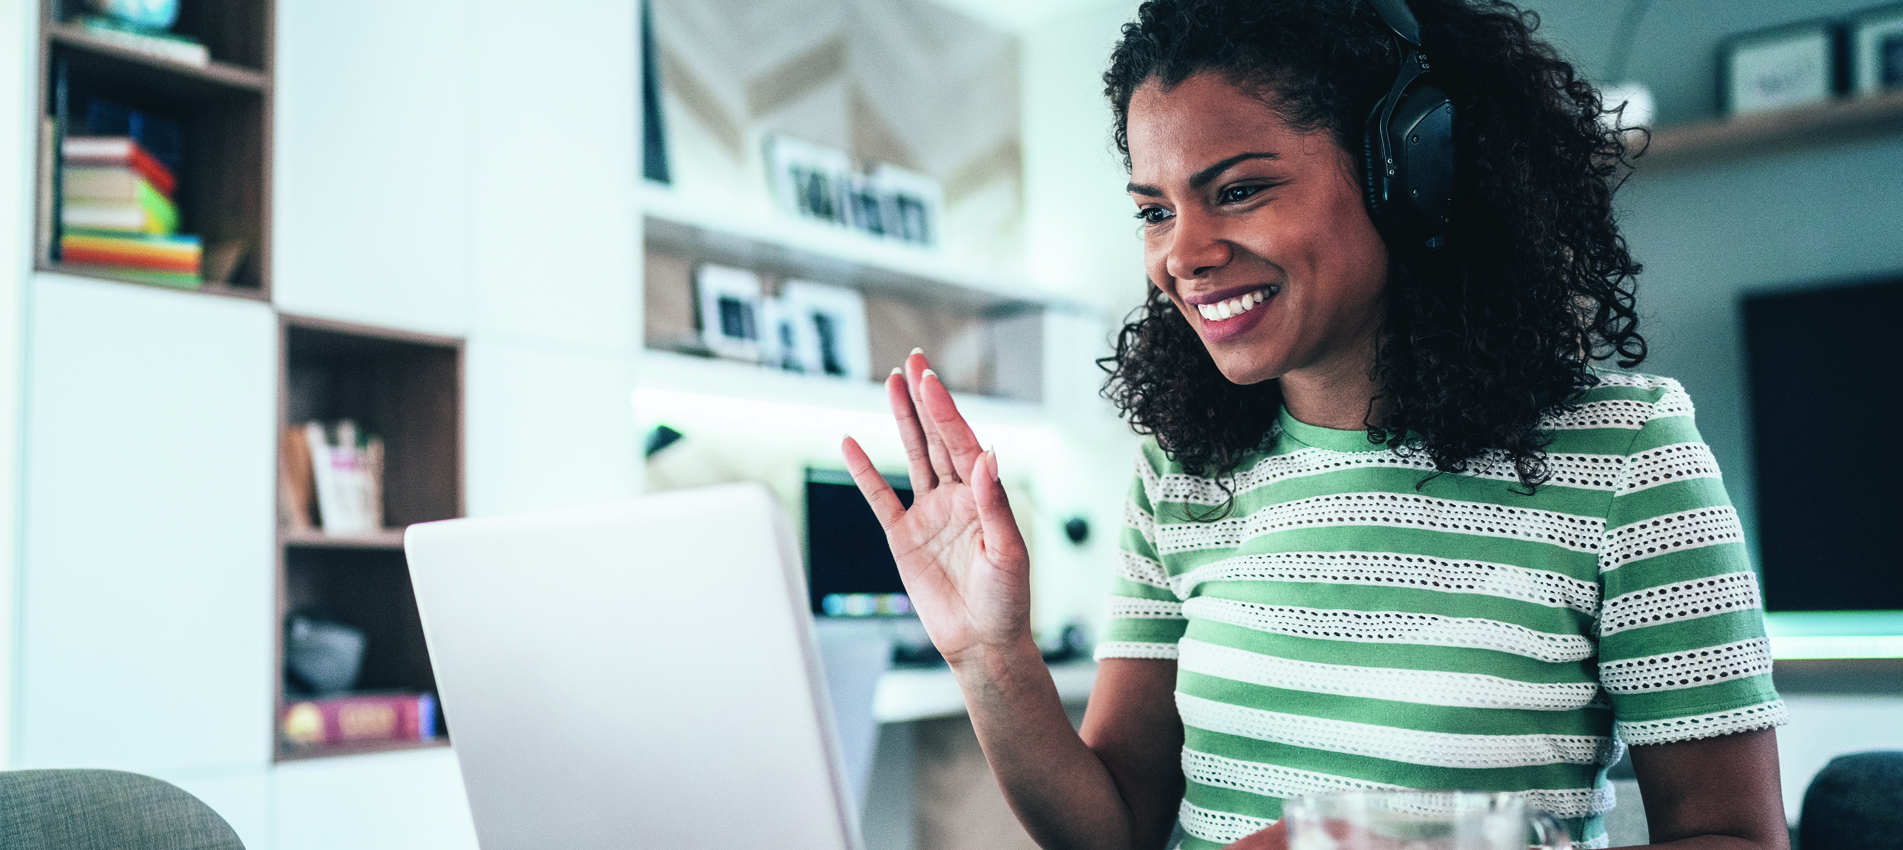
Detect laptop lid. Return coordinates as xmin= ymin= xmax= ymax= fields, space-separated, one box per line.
xmin=405 ymin=483 xmax=860 ymax=850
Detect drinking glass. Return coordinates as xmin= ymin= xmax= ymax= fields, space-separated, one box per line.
xmin=1285 ymin=791 xmax=1574 ymax=850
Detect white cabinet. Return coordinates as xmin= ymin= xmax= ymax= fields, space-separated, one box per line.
xmin=272 ymin=0 xmax=474 ymax=335
xmin=16 ymin=275 xmax=277 ymax=772
xmin=464 ymin=337 xmax=641 ymax=517
xmin=273 ymin=747 xmax=479 ymax=850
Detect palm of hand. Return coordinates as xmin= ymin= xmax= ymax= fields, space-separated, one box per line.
xmin=841 ymin=353 xmax=1033 ymax=667
xmin=884 ymin=477 xmax=1028 ymax=661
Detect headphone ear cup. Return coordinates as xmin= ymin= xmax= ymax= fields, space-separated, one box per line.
xmin=1389 ymin=81 xmax=1455 ymax=245
xmin=1365 ymin=76 xmax=1455 ymax=251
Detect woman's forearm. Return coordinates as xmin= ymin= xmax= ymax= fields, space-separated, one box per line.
xmin=951 ymin=636 xmax=1180 ymax=850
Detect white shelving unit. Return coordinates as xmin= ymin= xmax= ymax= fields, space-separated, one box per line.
xmin=641 ymin=180 xmax=1049 ymax=310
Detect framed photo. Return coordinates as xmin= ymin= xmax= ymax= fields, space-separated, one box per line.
xmin=1720 ymin=20 xmax=1843 ymax=116
xmin=694 ymin=263 xmax=765 ymax=362
xmin=1851 ymin=4 xmax=1903 ymax=95
xmin=872 ymin=163 xmax=942 ymax=247
xmin=779 ymin=280 xmax=870 ymax=382
xmin=759 ymin=295 xmax=811 ymax=374
xmin=766 ymin=134 xmax=852 ymax=227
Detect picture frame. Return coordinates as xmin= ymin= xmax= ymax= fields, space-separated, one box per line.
xmin=779 ymin=280 xmax=871 ymax=382
xmin=872 ymin=163 xmax=942 ymax=247
xmin=1850 ymin=3 xmax=1903 ymax=95
xmin=694 ymin=263 xmax=765 ymax=362
xmin=766 ymin=134 xmax=853 ymax=227
xmin=1719 ymin=19 xmax=1844 ymax=116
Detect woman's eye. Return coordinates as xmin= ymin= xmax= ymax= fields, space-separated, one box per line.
xmin=1219 ymin=185 xmax=1263 ymax=204
xmin=1134 ymin=207 xmax=1173 ymax=225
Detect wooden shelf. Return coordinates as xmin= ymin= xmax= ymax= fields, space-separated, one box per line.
xmin=275 ymin=736 xmax=450 ymax=763
xmin=35 ymin=261 xmax=267 ymax=300
xmin=282 ymin=528 xmax=407 ymax=550
xmin=48 ymin=24 xmax=269 ymax=98
xmin=275 ymin=318 xmax=462 ymax=762
xmin=1638 ymin=87 xmax=1903 ymax=170
xmin=37 ymin=0 xmax=274 ymax=296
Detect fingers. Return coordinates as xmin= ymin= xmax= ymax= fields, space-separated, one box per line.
xmin=841 ymin=436 xmax=907 ymax=530
xmin=968 ymin=449 xmax=1029 ymax=568
xmin=884 ymin=368 xmax=937 ymax=492
xmin=916 ymin=367 xmax=986 ymax=486
xmin=904 ymin=351 xmax=961 ymax=484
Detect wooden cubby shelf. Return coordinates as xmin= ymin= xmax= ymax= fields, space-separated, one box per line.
xmin=35 ymin=0 xmax=273 ymax=296
xmin=275 ymin=317 xmax=462 ymax=760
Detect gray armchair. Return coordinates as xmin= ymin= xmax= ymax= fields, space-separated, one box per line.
xmin=1799 ymin=751 xmax=1903 ymax=850
xmin=0 ymin=768 xmax=244 ymax=850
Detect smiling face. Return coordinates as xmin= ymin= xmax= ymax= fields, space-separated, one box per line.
xmin=1127 ymin=73 xmax=1390 ymax=396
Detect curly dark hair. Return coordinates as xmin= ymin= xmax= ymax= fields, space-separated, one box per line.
xmin=1100 ymin=0 xmax=1646 ymax=492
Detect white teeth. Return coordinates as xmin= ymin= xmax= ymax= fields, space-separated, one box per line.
xmin=1196 ymin=288 xmax=1273 ymax=322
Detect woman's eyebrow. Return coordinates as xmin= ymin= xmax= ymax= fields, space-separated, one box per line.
xmin=1126 ymin=151 xmax=1283 ymax=196
xmin=1190 ymin=152 xmax=1279 ymax=188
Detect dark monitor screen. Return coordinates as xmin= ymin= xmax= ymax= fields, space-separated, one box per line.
xmin=1741 ymin=276 xmax=1902 ymax=612
xmin=805 ymin=469 xmax=914 ymax=617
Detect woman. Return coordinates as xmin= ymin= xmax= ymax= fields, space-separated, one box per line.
xmin=840 ymin=1 xmax=1789 ymax=849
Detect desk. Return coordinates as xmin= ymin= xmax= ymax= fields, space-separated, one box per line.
xmin=872 ymin=660 xmax=1097 ymax=723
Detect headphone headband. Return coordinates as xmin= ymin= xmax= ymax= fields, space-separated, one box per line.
xmin=1367 ymin=0 xmax=1423 ymax=48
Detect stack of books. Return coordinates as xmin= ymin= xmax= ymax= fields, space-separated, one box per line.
xmin=281 ymin=691 xmax=441 ymax=750
xmin=58 ymin=136 xmax=201 ymax=288
xmin=280 ymin=420 xmax=386 ymax=536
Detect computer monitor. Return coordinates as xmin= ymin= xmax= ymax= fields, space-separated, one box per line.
xmin=1742 ymin=275 xmax=1902 ymax=612
xmin=804 ymin=468 xmax=914 ymax=618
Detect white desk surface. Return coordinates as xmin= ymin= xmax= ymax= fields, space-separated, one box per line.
xmin=871 ymin=660 xmax=1096 ymax=723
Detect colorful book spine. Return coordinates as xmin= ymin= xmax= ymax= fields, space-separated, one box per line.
xmin=63 ymin=166 xmax=166 ymax=203
xmin=59 ymin=179 xmax=178 ymax=235
xmin=59 ymin=231 xmax=201 ymax=272
xmin=281 ymin=692 xmax=440 ymax=748
xmin=61 ymin=136 xmax=176 ymax=196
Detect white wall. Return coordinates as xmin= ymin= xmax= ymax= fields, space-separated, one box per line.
xmin=1019 ymin=0 xmax=1145 ymax=314
xmin=0 ymin=0 xmax=33 ymax=770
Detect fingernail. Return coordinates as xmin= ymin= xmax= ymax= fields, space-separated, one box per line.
xmin=987 ymin=449 xmax=999 ymax=482
xmin=910 ymin=347 xmax=924 ymax=355
xmin=890 ymin=367 xmax=903 ymax=376
xmin=922 ymin=368 xmax=938 ymax=380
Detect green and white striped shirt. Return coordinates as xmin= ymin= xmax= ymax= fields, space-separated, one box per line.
xmin=1099 ymin=372 xmax=1786 ymax=850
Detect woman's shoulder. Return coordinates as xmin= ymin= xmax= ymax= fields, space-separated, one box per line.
xmin=1554 ymin=369 xmax=1699 ymax=422
xmin=1580 ymin=368 xmax=1689 ymax=402
xmin=1543 ymin=369 xmax=1705 ymax=450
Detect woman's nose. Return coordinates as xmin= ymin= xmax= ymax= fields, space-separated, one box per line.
xmin=1162 ymin=211 xmax=1233 ymax=281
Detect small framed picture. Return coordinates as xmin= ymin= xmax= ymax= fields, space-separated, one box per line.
xmin=1720 ymin=20 xmax=1843 ymax=116
xmin=766 ymin=134 xmax=852 ymax=227
xmin=872 ymin=163 xmax=943 ymax=247
xmin=1851 ymin=4 xmax=1903 ymax=95
xmin=779 ymin=280 xmax=870 ymax=382
xmin=694 ymin=263 xmax=765 ymax=362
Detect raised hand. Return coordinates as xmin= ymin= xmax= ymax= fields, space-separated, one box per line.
xmin=839 ymin=351 xmax=1032 ymax=668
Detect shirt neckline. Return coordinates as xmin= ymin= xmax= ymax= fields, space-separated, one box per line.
xmin=1275 ymin=406 xmax=1388 ymax=453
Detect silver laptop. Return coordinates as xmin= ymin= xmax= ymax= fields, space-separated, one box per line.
xmin=405 ymin=483 xmax=861 ymax=850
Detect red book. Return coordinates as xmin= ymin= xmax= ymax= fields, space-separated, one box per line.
xmin=281 ymin=692 xmax=439 ymax=748
xmin=62 ymin=136 xmax=177 ymax=197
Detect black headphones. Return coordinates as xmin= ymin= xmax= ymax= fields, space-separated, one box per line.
xmin=1362 ymin=0 xmax=1456 ymax=251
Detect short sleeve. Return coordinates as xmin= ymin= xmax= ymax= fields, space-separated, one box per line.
xmin=1594 ymin=379 xmax=1788 ymax=745
xmin=1095 ymin=447 xmax=1190 ymax=661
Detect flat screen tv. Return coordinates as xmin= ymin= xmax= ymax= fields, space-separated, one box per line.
xmin=1741 ymin=275 xmax=1902 ymax=612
